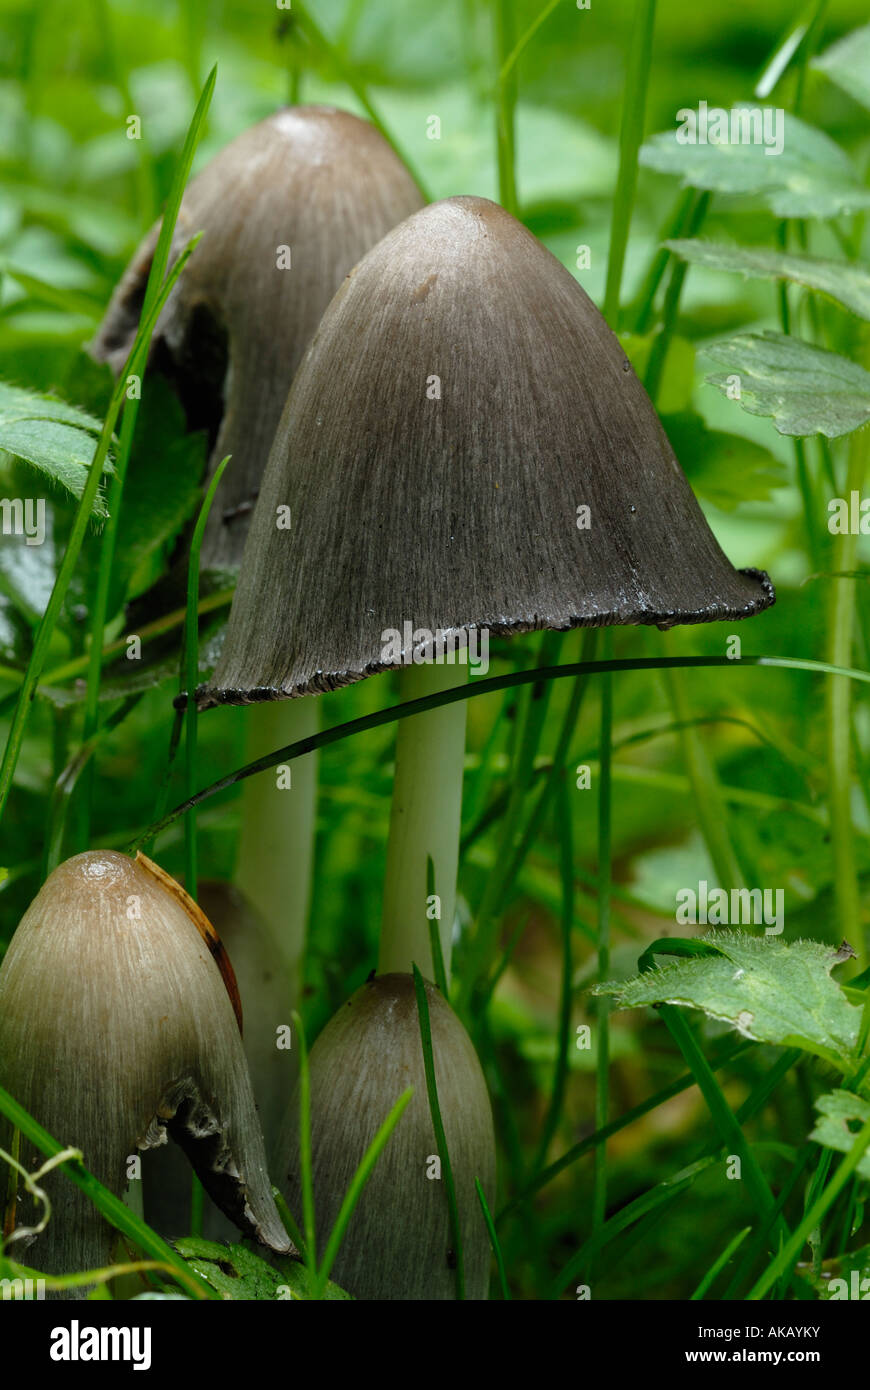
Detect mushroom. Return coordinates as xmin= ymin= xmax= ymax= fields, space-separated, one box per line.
xmin=197 ymin=195 xmax=774 ymax=983
xmin=93 ymin=104 xmax=424 ymax=1042
xmin=281 ymin=973 xmax=496 ymax=1300
xmin=0 ymin=851 xmax=290 ymax=1294
xmin=141 ymin=880 xmax=292 ymax=1243
xmin=92 ymin=104 xmax=424 ymax=575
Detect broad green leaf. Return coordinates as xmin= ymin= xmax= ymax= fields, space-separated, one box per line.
xmin=665 ymin=240 xmax=870 ymax=322
xmin=595 ymin=932 xmax=862 ymax=1069
xmin=812 ymin=25 xmax=870 ymax=112
xmin=702 ymin=332 xmax=870 ymax=438
xmin=640 ymin=111 xmax=870 ymax=219
xmin=0 ymin=380 xmax=112 ymax=517
xmin=662 ymin=411 xmax=786 ymax=510
xmin=810 ymin=1092 xmax=870 ymax=1178
xmin=174 ymin=1237 xmax=352 ymax=1301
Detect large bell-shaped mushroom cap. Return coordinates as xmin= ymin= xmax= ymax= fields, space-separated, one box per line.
xmin=199 ymin=195 xmax=773 ymax=707
xmin=92 ymin=106 xmax=424 ymax=572
xmin=0 ymin=851 xmax=290 ymax=1290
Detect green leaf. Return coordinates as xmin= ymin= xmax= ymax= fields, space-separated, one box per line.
xmin=640 ymin=111 xmax=870 ymax=219
xmin=595 ymin=931 xmax=862 ymax=1069
xmin=812 ymin=24 xmax=870 ymax=112
xmin=665 ymin=240 xmax=870 ymax=322
xmin=702 ymin=332 xmax=870 ymax=438
xmin=810 ymin=1092 xmax=870 ymax=1179
xmin=0 ymin=380 xmax=111 ymax=517
xmin=173 ymin=1238 xmax=352 ymax=1301
xmin=662 ymin=411 xmax=786 ymax=510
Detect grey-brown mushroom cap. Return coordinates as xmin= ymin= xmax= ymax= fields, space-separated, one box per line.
xmin=0 ymin=852 xmax=290 ymax=1288
xmin=198 ymin=195 xmax=774 ymax=708
xmin=91 ymin=106 xmax=424 ymax=572
xmin=281 ymin=973 xmax=496 ymax=1300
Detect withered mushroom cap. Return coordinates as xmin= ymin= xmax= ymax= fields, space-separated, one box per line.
xmin=0 ymin=852 xmax=290 ymax=1287
xmin=92 ymin=106 xmax=424 ymax=572
xmin=199 ymin=195 xmax=773 ymax=707
xmin=281 ymin=973 xmax=496 ymax=1300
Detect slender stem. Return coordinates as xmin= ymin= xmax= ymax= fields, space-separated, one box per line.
xmin=592 ymin=633 xmax=613 ymax=1233
xmin=602 ymin=0 xmax=658 ymax=325
xmin=235 ymin=698 xmax=320 ymax=1002
xmin=380 ymin=662 xmax=468 ymax=980
xmin=493 ymin=0 xmax=518 ymax=216
xmin=827 ymin=426 xmax=868 ymax=971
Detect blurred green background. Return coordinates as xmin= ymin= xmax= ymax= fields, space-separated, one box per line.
xmin=1 ymin=0 xmax=869 ymax=1298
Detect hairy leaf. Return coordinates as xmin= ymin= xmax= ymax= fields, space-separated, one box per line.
xmin=665 ymin=239 xmax=870 ymax=322
xmin=595 ymin=932 xmax=861 ymax=1069
xmin=640 ymin=111 xmax=870 ymax=218
xmin=702 ymin=332 xmax=870 ymax=437
xmin=0 ymin=380 xmax=111 ymax=516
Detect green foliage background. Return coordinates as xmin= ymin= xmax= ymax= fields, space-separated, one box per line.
xmin=1 ymin=0 xmax=870 ymax=1299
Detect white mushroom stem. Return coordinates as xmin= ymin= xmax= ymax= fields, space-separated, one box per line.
xmin=235 ymin=699 xmax=319 ymax=1011
xmin=379 ymin=662 xmax=468 ymax=982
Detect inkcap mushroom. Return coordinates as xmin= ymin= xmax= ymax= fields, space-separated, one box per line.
xmin=0 ymin=851 xmax=290 ymax=1293
xmin=282 ymin=973 xmax=496 ymax=1300
xmin=199 ymin=195 xmax=774 ymax=983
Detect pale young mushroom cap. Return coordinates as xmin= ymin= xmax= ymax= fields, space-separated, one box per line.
xmin=0 ymin=852 xmax=290 ymax=1290
xmin=281 ymin=973 xmax=496 ymax=1300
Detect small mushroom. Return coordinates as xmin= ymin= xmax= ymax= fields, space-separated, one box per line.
xmin=92 ymin=104 xmax=424 ymax=574
xmin=198 ymin=195 xmax=774 ymax=981
xmin=0 ymin=852 xmax=290 ymax=1293
xmin=281 ymin=974 xmax=496 ymax=1300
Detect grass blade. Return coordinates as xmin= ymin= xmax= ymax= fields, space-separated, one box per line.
xmin=313 ymin=1086 xmax=413 ymax=1298
xmin=0 ymin=233 xmax=201 ymax=831
xmin=412 ymin=963 xmax=465 ymax=1299
xmin=76 ymin=65 xmax=216 ymax=850
xmin=690 ymin=1226 xmax=751 ymax=1299
xmin=475 ymin=1175 xmax=509 ymax=1299
xmin=183 ymin=455 xmax=231 ymax=902
xmin=0 ymin=1085 xmax=216 ymax=1299
xmin=129 ymin=653 xmax=870 ymax=852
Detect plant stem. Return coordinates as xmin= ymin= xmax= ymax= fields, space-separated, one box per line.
xmin=592 ymin=633 xmax=613 ymax=1232
xmin=493 ymin=0 xmax=518 ymax=216
xmin=380 ymin=662 xmax=468 ymax=980
xmin=827 ymin=425 xmax=869 ymax=971
xmin=235 ymin=698 xmax=320 ymax=1003
xmin=602 ymin=0 xmax=658 ymax=325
